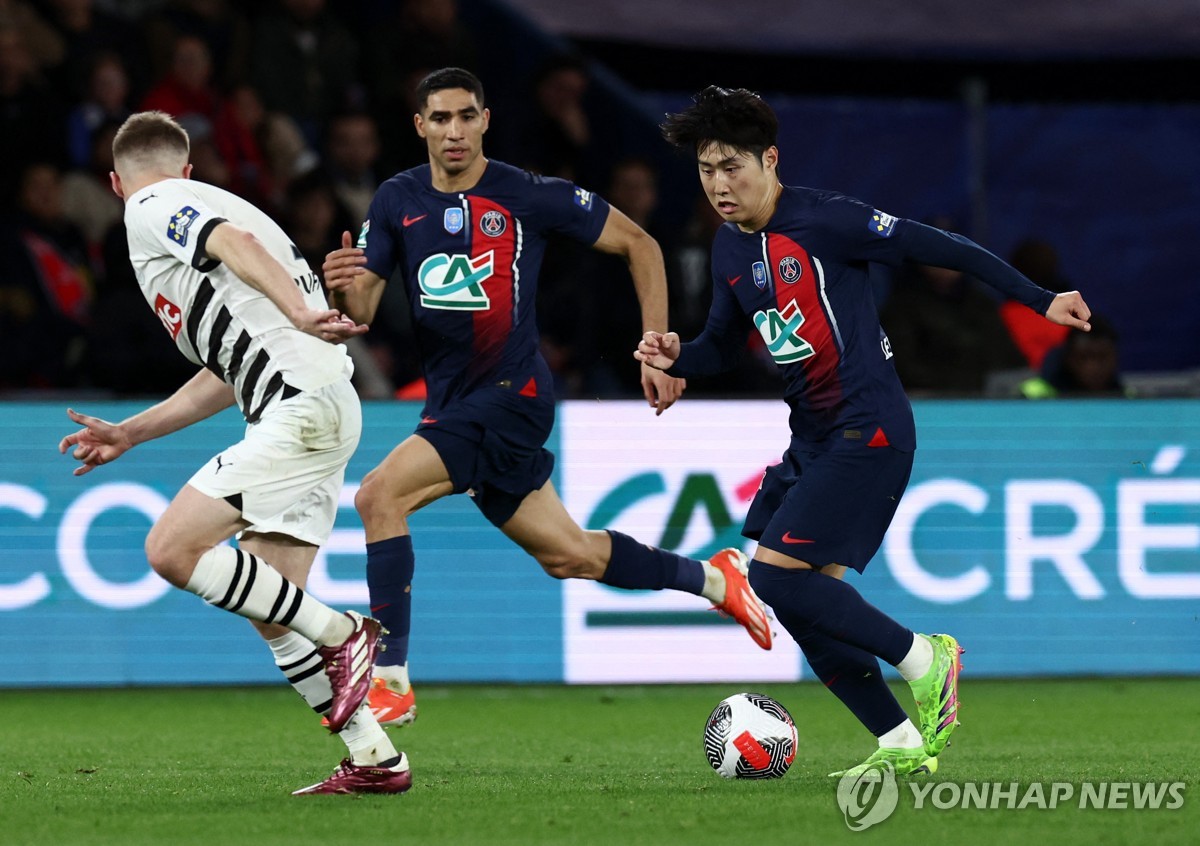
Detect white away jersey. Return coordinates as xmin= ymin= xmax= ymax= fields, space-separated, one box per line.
xmin=124 ymin=179 xmax=351 ymax=422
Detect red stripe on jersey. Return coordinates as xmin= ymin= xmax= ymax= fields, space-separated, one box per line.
xmin=766 ymin=233 xmax=843 ymax=409
xmin=466 ymin=195 xmax=517 ymax=376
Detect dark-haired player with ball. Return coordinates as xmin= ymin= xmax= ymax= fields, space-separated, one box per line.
xmin=641 ymin=86 xmax=1092 ymax=778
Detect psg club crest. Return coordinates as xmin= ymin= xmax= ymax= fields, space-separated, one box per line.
xmin=480 ymin=210 xmax=507 ymax=237
xmin=443 ymin=207 xmax=464 ymax=234
xmin=752 ymin=261 xmax=767 ymax=289
xmin=778 ymin=255 xmax=802 ymax=284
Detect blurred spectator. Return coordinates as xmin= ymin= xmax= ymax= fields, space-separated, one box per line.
xmin=213 ymin=84 xmax=276 ymax=208
xmin=0 ymin=162 xmax=93 ymax=388
xmin=367 ymin=0 xmax=475 ymax=118
xmin=0 ymin=25 xmax=68 ymax=197
xmin=280 ymin=168 xmax=352 ymax=274
xmin=162 ymin=112 xmax=231 ymax=190
xmin=1002 ymin=237 xmax=1071 ymax=369
xmin=66 ymin=51 xmax=130 ymax=168
xmin=880 ymin=218 xmax=1026 ymax=394
xmin=0 ymin=0 xmax=65 ymax=70
xmin=324 ymin=111 xmax=382 ymax=223
xmin=519 ymin=53 xmax=596 ymax=184
xmin=141 ymin=0 xmax=250 ymax=90
xmin=140 ymin=33 xmax=221 ymax=125
xmin=573 ymin=157 xmax=672 ymax=395
xmin=250 ymin=0 xmax=361 ymax=142
xmin=60 ymin=118 xmax=123 ymax=252
xmin=43 ymin=0 xmax=136 ymax=100
xmin=1021 ymin=315 xmax=1128 ymax=399
xmin=213 ymin=84 xmax=318 ymax=204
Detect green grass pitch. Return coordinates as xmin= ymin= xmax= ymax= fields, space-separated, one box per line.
xmin=2 ymin=679 xmax=1196 ymax=846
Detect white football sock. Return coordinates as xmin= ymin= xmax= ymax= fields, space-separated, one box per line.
xmin=266 ymin=631 xmax=399 ymax=766
xmin=187 ymin=546 xmax=352 ymax=645
xmin=699 ymin=562 xmax=725 ymax=604
xmin=895 ymin=633 xmax=935 ymax=681
xmin=376 ymin=662 xmax=411 ymax=694
xmin=877 ymin=719 xmax=924 ymax=749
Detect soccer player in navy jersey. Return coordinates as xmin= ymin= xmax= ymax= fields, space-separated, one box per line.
xmin=639 ymin=87 xmax=1092 ymax=778
xmin=321 ymin=68 xmax=773 ymax=728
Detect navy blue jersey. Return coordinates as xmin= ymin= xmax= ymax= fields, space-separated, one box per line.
xmin=360 ymin=160 xmax=610 ymax=413
xmin=671 ymin=186 xmax=1054 ymax=449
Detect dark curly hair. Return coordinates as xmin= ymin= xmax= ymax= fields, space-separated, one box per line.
xmin=660 ymin=86 xmax=778 ymax=161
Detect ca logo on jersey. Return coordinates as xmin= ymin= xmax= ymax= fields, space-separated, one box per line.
xmin=417 ymin=251 xmax=495 ymax=310
xmin=752 ymin=299 xmax=814 ymax=364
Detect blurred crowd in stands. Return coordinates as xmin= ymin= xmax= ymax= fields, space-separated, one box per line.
xmin=0 ymin=0 xmax=1132 ymax=401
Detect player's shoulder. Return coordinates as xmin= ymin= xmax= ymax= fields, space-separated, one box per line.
xmin=377 ymin=165 xmax=430 ymax=199
xmin=125 ymin=178 xmax=196 ymax=217
xmin=780 ymin=184 xmax=879 ymax=234
xmin=490 ymin=160 xmax=572 ymax=196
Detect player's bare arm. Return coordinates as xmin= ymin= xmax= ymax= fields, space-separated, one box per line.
xmin=322 ymin=230 xmax=388 ymax=324
xmin=204 ymin=222 xmax=369 ymax=342
xmin=1044 ymin=291 xmax=1092 ymax=331
xmin=59 ymin=369 xmax=234 ymax=476
xmin=591 ymin=206 xmax=687 ymax=414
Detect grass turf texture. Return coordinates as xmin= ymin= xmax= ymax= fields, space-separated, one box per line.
xmin=1 ymin=679 xmax=1196 ymax=846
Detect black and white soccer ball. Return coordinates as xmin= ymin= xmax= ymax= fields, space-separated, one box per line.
xmin=703 ymin=692 xmax=797 ymax=779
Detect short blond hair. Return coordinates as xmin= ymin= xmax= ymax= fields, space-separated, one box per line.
xmin=112 ymin=111 xmax=190 ymax=173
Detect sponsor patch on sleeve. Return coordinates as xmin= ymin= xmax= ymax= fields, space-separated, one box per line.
xmin=168 ymin=206 xmax=200 ymax=246
xmin=357 ymin=219 xmax=370 ymax=248
xmin=868 ymin=209 xmax=898 ymax=237
xmin=573 ymin=187 xmax=594 ymax=210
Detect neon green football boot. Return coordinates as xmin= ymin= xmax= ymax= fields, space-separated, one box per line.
xmin=828 ymin=746 xmax=938 ymax=779
xmin=909 ymin=633 xmax=964 ymax=757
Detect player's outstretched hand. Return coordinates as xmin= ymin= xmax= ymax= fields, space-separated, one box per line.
xmin=641 ymin=363 xmax=686 ymax=416
xmin=634 ymin=330 xmax=681 ymax=371
xmin=1045 ymin=291 xmax=1092 ymax=331
xmin=296 ymin=308 xmax=370 ymax=342
xmin=323 ymin=231 xmax=368 ymax=292
xmin=59 ymin=409 xmax=132 ymax=476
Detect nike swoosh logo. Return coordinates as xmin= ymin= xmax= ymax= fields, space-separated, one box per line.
xmin=403 ymin=214 xmax=428 ymax=227
xmin=726 ymin=275 xmax=741 ymax=286
xmin=370 ymin=603 xmax=391 ymax=612
xmin=421 ymin=416 xmax=437 ymax=424
xmin=781 ymin=532 xmax=815 ymax=544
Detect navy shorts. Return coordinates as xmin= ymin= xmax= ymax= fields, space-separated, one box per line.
xmin=415 ymin=384 xmax=555 ymax=527
xmin=743 ymin=439 xmax=913 ymax=573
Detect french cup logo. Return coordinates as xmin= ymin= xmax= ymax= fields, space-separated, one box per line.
xmin=837 ymin=760 xmax=899 ymax=831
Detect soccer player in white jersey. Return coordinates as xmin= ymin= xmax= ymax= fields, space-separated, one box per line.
xmin=57 ymin=111 xmax=410 ymax=795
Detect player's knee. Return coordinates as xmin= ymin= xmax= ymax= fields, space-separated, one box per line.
xmin=144 ymin=529 xmax=189 ymax=584
xmin=529 ymin=542 xmax=587 ymax=579
xmin=533 ymin=535 xmax=602 ymax=580
xmin=356 ymin=472 xmax=400 ymax=522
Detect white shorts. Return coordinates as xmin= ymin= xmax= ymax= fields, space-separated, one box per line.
xmin=188 ymin=378 xmax=362 ymax=545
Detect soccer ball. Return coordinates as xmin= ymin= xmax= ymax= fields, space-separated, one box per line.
xmin=703 ymin=692 xmax=797 ymax=779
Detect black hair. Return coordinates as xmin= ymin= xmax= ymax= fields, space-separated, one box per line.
xmin=415 ymin=67 xmax=485 ymax=111
xmin=660 ymin=86 xmax=778 ymax=161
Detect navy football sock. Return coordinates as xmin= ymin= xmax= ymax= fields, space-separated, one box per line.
xmin=600 ymin=531 xmax=705 ymax=595
xmin=748 ymin=560 xmax=913 ymax=666
xmin=366 ymin=535 xmax=415 ymax=667
xmin=780 ymin=612 xmax=908 ymax=736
